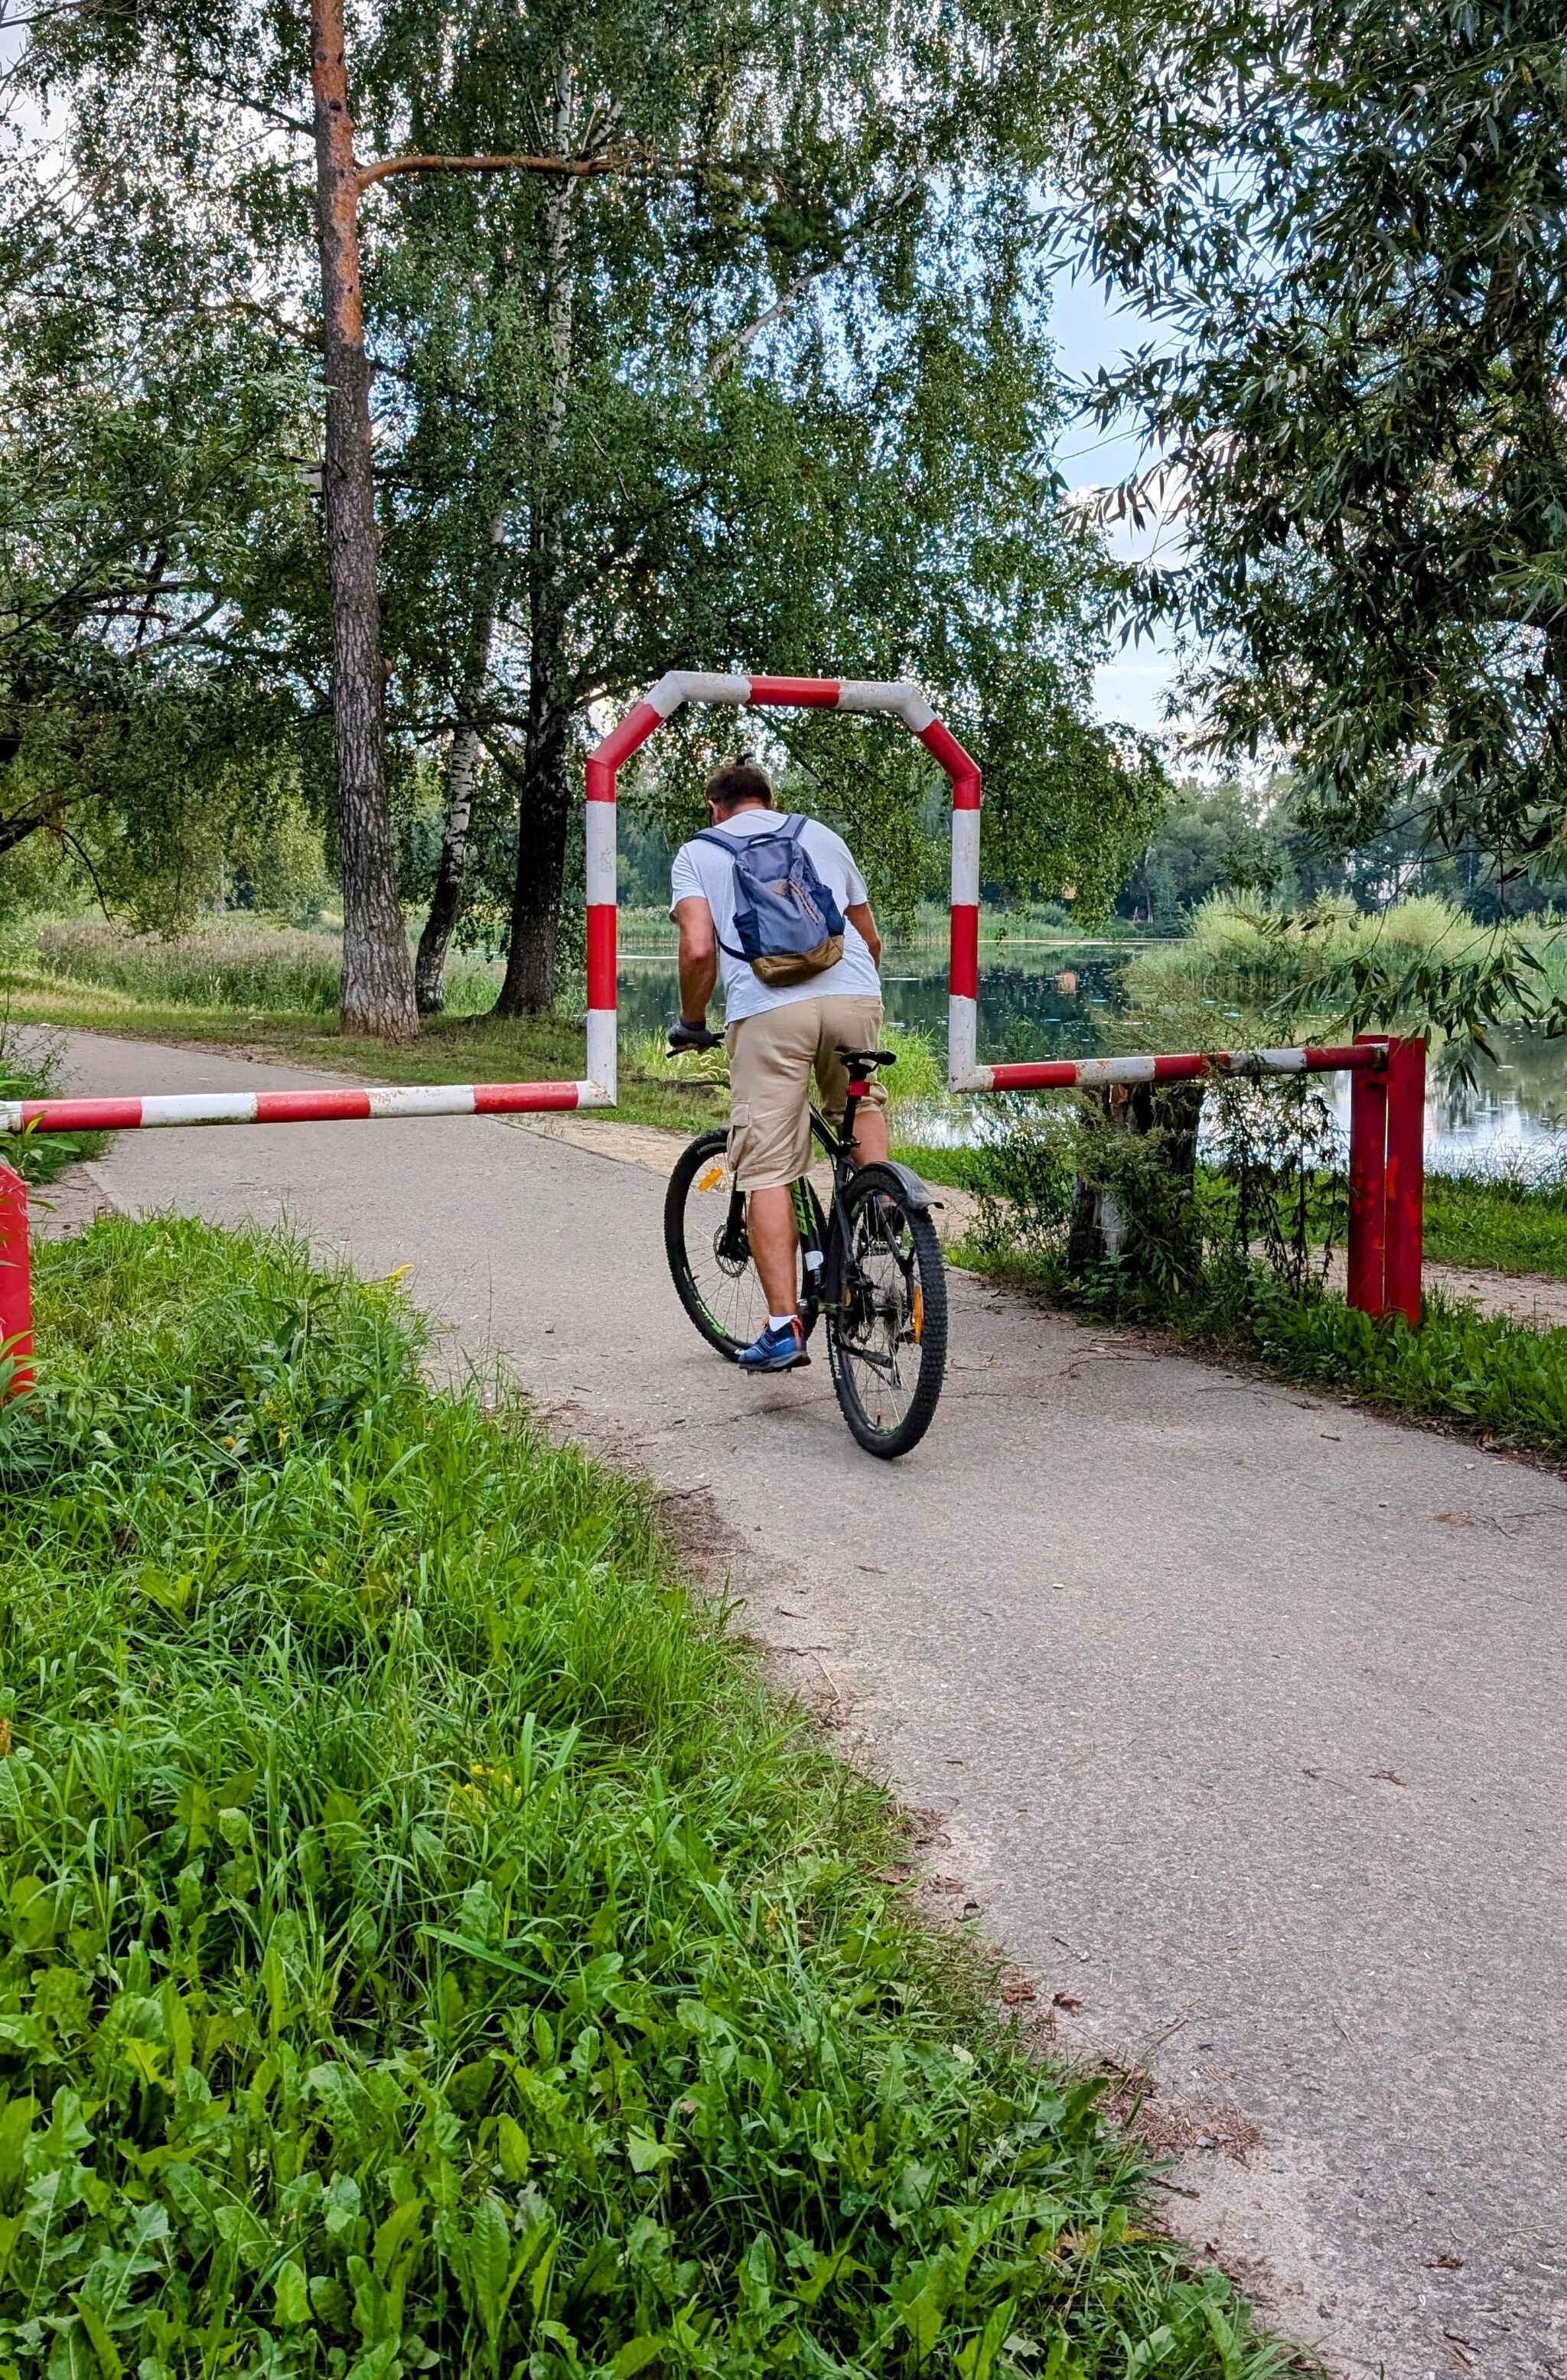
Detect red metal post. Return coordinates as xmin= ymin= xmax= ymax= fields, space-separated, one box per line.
xmin=1383 ymin=1037 xmax=1426 ymax=1327
xmin=1346 ymin=1037 xmax=1389 ymax=1317
xmin=0 ymin=1161 xmax=32 ymax=1397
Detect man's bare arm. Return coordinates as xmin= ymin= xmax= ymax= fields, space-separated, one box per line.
xmin=845 ymin=899 xmax=881 ymax=965
xmin=674 ymin=895 xmax=719 ymax=1024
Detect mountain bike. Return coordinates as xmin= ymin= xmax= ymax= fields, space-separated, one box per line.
xmin=663 ymin=1046 xmax=948 ymax=1458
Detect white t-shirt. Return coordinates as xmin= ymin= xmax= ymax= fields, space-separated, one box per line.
xmin=669 ymin=809 xmax=881 ymax=1024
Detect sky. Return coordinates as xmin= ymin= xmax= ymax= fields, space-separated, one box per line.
xmin=1045 ymin=267 xmax=1181 ymax=740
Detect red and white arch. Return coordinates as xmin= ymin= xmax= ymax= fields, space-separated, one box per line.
xmin=584 ymin=671 xmax=982 ymax=1102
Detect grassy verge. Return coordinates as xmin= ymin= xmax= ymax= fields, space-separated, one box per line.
xmin=959 ymin=1227 xmax=1567 ymax=1460
xmin=0 ymin=1218 xmax=1288 ymax=2379
xmin=0 ymin=1013 xmax=106 ymax=1190
xmin=0 ymin=964 xmax=725 ymax=1136
xmin=1422 ymin=1167 xmax=1567 ymax=1282
xmin=1241 ymin=1275 xmax=1567 ymax=1447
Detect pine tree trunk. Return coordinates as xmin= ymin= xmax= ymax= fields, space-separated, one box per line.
xmin=415 ymin=519 xmax=505 ymax=1014
xmin=310 ymin=0 xmax=418 ymax=1041
xmin=494 ymin=99 xmax=578 ymax=1019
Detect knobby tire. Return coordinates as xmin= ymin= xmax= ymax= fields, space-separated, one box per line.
xmin=826 ymin=1163 xmax=947 ymax=1458
xmin=665 ymin=1129 xmax=823 ymax=1362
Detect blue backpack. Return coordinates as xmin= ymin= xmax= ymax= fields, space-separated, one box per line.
xmin=696 ymin=815 xmax=846 ymax=987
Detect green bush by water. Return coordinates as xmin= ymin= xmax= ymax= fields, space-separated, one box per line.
xmin=1125 ymin=894 xmax=1567 ymax=1017
xmin=0 ymin=1219 xmax=1286 ymax=2380
xmin=937 ymin=1088 xmax=1567 ymax=1457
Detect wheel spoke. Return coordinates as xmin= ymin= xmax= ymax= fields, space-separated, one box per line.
xmin=668 ymin=1135 xmax=823 ymax=1363
xmin=826 ymin=1168 xmax=946 ymax=1456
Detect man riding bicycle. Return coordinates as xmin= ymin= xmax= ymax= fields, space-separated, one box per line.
xmin=669 ymin=760 xmax=890 ymax=1373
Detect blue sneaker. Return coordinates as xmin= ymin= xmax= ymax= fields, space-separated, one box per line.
xmin=737 ymin=1317 xmax=810 ymax=1372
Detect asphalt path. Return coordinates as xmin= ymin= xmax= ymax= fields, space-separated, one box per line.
xmin=31 ymin=1029 xmax=1567 ymax=2380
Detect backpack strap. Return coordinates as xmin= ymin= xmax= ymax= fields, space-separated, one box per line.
xmin=687 ymin=831 xmax=748 ymax=959
xmin=691 ymin=818 xmax=801 ymax=855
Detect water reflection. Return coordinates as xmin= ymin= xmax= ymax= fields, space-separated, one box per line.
xmin=617 ymin=955 xmax=1127 ymax=1060
xmin=1326 ymin=1026 xmax=1566 ymax=1177
xmin=617 ymin=956 xmax=1566 ymax=1174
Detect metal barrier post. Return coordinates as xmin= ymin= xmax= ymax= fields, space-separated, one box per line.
xmin=1383 ymin=1036 xmax=1426 ymax=1327
xmin=0 ymin=1161 xmax=32 ymax=1398
xmin=1347 ymin=1037 xmax=1389 ymax=1317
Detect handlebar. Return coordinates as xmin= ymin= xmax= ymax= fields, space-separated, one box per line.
xmin=666 ymin=1021 xmax=725 ymax=1055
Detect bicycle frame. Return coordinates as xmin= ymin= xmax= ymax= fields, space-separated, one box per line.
xmin=713 ymin=1106 xmax=849 ymax=1318
xmin=667 ymin=1055 xmax=947 ymax=1454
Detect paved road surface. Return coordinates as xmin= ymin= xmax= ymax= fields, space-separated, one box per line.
xmin=29 ymin=1030 xmax=1567 ymax=2380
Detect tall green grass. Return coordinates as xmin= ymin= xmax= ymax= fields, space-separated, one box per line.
xmin=0 ymin=1219 xmax=1287 ymax=2380
xmin=0 ymin=1011 xmax=103 ymax=1187
xmin=36 ymin=918 xmax=344 ymax=1013
xmin=31 ymin=920 xmax=503 ymax=1019
xmin=1129 ymin=890 xmax=1567 ymax=998
xmin=1123 ymin=894 xmax=1567 ymax=1034
xmin=1425 ymin=1154 xmax=1567 ymax=1282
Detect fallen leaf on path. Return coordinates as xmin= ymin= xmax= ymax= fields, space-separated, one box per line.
xmin=1051 ymin=1991 xmax=1083 ymax=2012
xmin=1369 ymin=1768 xmax=1407 ymax=1786
xmin=1433 ymin=1511 xmax=1473 ymax=1526
xmin=1002 ymin=1978 xmax=1037 ymax=2005
xmin=874 ymin=1865 xmax=917 ymax=1885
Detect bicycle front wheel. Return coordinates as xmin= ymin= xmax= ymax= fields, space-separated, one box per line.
xmin=664 ymin=1130 xmax=823 ymax=1362
xmin=826 ymin=1164 xmax=947 ymax=1457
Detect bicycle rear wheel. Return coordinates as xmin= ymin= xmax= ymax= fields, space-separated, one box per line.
xmin=664 ymin=1130 xmax=823 ymax=1362
xmin=826 ymin=1163 xmax=947 ymax=1457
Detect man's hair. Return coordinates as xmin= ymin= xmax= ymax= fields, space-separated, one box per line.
xmin=705 ymin=759 xmax=774 ymax=812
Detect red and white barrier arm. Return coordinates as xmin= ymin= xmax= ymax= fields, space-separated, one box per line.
xmin=952 ymin=1043 xmax=1389 ymax=1096
xmin=586 ymin=673 xmax=982 ymax=1099
xmin=0 ymin=1079 xmax=611 ymax=1135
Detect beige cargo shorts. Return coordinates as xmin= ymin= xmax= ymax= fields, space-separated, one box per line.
xmin=725 ymin=994 xmax=888 ymax=1190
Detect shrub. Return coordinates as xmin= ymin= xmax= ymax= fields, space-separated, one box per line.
xmin=0 ymin=1010 xmax=101 ymax=1187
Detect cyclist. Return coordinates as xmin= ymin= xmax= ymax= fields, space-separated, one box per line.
xmin=669 ymin=760 xmax=890 ymax=1372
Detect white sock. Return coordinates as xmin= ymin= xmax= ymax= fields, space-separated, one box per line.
xmin=767 ymin=1314 xmax=798 ymax=1333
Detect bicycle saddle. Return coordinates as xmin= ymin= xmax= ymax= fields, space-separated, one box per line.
xmin=837 ymin=1047 xmax=898 ymax=1069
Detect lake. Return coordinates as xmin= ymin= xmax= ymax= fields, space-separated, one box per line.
xmin=617 ymin=949 xmax=1566 ymax=1177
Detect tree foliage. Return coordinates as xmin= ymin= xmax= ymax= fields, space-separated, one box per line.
xmin=0 ymin=83 xmax=324 ymax=927
xmin=1073 ymin=0 xmax=1567 ymax=896
xmin=6 ymin=0 xmax=1165 ymax=990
